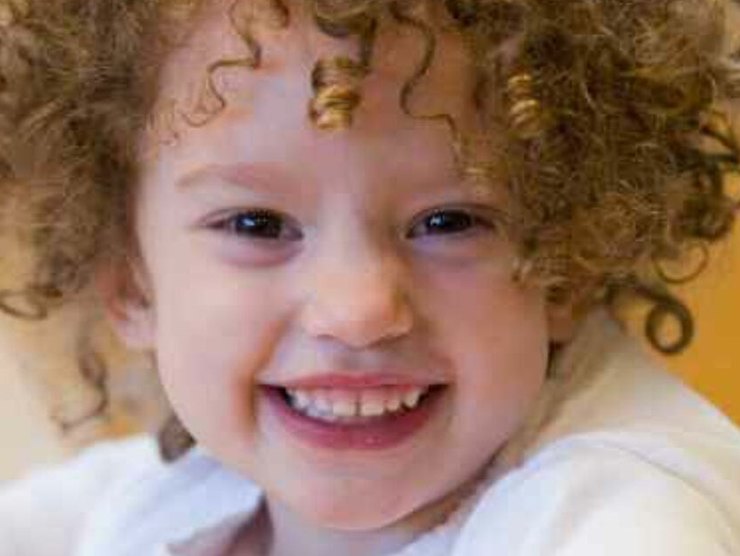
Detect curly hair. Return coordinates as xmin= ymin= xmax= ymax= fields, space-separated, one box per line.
xmin=0 ymin=0 xmax=738 ymax=460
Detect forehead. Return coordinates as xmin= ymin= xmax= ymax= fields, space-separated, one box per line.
xmin=150 ymin=0 xmax=480 ymax=143
xmin=140 ymin=1 xmax=508 ymax=205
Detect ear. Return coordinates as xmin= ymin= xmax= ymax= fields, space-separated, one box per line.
xmin=546 ymin=298 xmax=577 ymax=344
xmin=94 ymin=256 xmax=156 ymax=350
xmin=545 ymin=282 xmax=598 ymax=343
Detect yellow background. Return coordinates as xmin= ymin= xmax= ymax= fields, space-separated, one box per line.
xmin=655 ymin=230 xmax=740 ymax=423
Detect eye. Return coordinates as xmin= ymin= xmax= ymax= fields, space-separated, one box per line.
xmin=407 ymin=207 xmax=497 ymax=239
xmin=209 ymin=209 xmax=303 ymax=241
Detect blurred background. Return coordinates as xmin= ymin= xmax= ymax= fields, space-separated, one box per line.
xmin=0 ymin=224 xmax=738 ymax=484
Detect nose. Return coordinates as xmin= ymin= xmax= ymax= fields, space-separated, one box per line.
xmin=298 ymin=247 xmax=414 ymax=349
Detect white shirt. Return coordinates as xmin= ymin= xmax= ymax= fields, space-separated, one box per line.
xmin=2 ymin=310 xmax=740 ymax=555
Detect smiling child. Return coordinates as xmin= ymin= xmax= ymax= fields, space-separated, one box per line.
xmin=1 ymin=0 xmax=740 ymax=555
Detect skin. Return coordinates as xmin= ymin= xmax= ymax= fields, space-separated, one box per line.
xmin=100 ymin=2 xmax=574 ymax=555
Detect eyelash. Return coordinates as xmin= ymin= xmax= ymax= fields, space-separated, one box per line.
xmin=209 ymin=209 xmax=303 ymax=241
xmin=406 ymin=208 xmax=498 ymax=239
xmin=208 ymin=207 xmax=499 ymax=241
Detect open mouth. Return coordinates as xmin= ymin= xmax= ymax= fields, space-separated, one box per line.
xmin=262 ymin=384 xmax=447 ymax=450
xmin=278 ymin=384 xmax=444 ymax=423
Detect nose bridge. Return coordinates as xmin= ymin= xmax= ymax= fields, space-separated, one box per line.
xmin=299 ymin=227 xmax=413 ymax=348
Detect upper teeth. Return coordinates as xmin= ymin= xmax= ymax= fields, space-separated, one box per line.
xmin=286 ymin=386 xmax=430 ymax=421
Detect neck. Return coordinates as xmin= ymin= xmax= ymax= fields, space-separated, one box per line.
xmin=266 ymin=500 xmax=413 ymax=556
xmin=256 ymin=472 xmax=483 ymax=556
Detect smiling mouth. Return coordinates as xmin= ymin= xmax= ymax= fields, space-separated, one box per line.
xmin=262 ymin=384 xmax=448 ymax=450
xmin=274 ymin=384 xmax=445 ymax=424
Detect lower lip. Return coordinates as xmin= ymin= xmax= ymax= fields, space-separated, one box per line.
xmin=262 ymin=386 xmax=445 ymax=451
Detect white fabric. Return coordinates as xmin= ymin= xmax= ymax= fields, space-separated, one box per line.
xmin=2 ymin=310 xmax=740 ymax=555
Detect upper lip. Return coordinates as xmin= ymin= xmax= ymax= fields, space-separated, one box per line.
xmin=263 ymin=372 xmax=448 ymax=390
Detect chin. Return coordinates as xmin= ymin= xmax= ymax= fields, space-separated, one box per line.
xmin=287 ymin=488 xmax=419 ymax=531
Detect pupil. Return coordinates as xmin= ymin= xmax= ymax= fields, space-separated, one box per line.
xmin=428 ymin=211 xmax=472 ymax=233
xmin=234 ymin=213 xmax=282 ymax=238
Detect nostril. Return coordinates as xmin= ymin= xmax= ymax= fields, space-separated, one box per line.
xmin=299 ymin=292 xmax=414 ymax=348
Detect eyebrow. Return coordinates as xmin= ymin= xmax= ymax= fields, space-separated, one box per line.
xmin=177 ymin=161 xmax=507 ymax=207
xmin=176 ymin=163 xmax=290 ymax=191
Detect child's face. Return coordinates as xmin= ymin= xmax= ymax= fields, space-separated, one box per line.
xmin=110 ymin=2 xmax=567 ymax=532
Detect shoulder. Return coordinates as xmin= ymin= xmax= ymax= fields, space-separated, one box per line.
xmin=0 ymin=433 xmax=161 ymax=512
xmin=74 ymin=439 xmax=261 ymax=556
xmin=0 ymin=434 xmax=161 ymax=496
xmin=0 ymin=434 xmax=161 ymax=556
xmin=456 ymin=438 xmax=740 ymax=555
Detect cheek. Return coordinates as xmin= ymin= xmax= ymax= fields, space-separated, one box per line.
xmin=464 ymin=282 xmax=549 ymax=389
xmin=419 ymin=259 xmax=550 ymax=367
xmin=421 ymin=269 xmax=550 ymax=436
xmin=149 ymin=263 xmax=287 ymax=450
xmin=135 ymin=195 xmax=294 ymax=454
